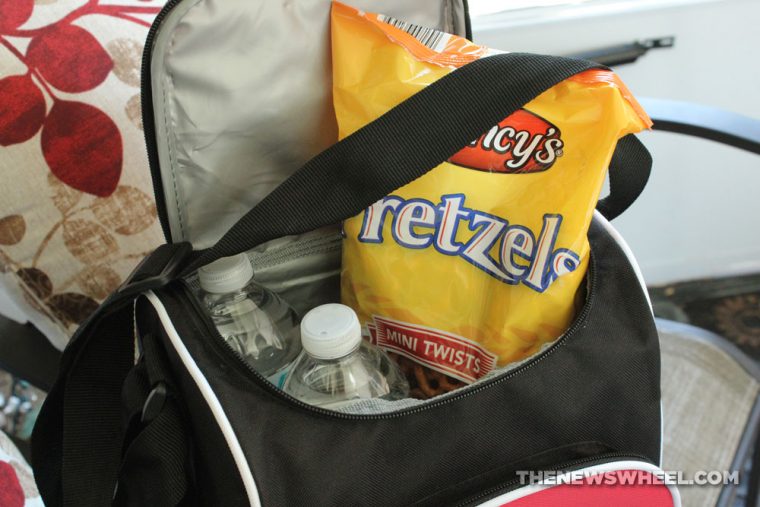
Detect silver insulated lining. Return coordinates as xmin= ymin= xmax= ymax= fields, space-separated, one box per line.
xmin=149 ymin=0 xmax=468 ymax=248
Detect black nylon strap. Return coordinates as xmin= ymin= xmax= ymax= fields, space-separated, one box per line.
xmin=598 ymin=134 xmax=651 ymax=220
xmin=184 ymin=53 xmax=607 ymax=274
xmin=113 ymin=401 xmax=190 ymax=507
xmin=114 ymin=335 xmax=191 ymax=507
xmin=35 ymin=300 xmax=137 ymax=507
xmin=120 ymin=360 xmax=151 ymax=447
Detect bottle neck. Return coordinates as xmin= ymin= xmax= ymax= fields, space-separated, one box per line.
xmin=305 ymin=340 xmax=363 ymax=363
xmin=203 ymin=287 xmax=247 ymax=306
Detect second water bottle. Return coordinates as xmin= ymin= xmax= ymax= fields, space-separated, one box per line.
xmin=283 ymin=303 xmax=409 ymax=409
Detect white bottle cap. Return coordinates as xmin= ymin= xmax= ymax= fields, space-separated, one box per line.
xmin=198 ymin=254 xmax=254 ymax=294
xmin=300 ymin=304 xmax=362 ymax=360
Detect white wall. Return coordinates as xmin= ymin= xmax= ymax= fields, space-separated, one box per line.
xmin=472 ymin=0 xmax=760 ymax=286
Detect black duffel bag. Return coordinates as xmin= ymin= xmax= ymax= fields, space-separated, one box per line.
xmin=32 ymin=1 xmax=676 ymax=505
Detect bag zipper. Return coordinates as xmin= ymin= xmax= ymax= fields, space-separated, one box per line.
xmin=168 ymin=251 xmax=597 ymax=421
xmin=244 ymin=231 xmax=342 ymax=272
xmin=456 ymin=452 xmax=653 ymax=507
xmin=141 ymin=0 xmax=185 ymax=241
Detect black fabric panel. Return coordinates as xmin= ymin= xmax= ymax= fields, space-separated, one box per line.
xmin=157 ymin=219 xmax=660 ymax=506
xmin=422 ymin=441 xmax=618 ymax=506
xmin=136 ymin=299 xmax=250 ymax=507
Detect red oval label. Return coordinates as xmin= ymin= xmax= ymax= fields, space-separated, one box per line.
xmin=449 ymin=109 xmax=563 ymax=174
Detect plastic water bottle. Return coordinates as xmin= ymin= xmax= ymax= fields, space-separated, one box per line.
xmin=283 ymin=304 xmax=409 ymax=409
xmin=198 ymin=254 xmax=301 ymax=388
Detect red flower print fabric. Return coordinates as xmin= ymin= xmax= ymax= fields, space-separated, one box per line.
xmin=0 ymin=0 xmax=167 ymax=348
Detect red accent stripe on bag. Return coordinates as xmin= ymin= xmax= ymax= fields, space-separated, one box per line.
xmin=502 ymin=470 xmax=674 ymax=506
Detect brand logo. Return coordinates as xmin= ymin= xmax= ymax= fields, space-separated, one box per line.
xmin=357 ymin=193 xmax=581 ymax=293
xmin=448 ymin=109 xmax=563 ymax=173
xmin=366 ymin=315 xmax=498 ymax=383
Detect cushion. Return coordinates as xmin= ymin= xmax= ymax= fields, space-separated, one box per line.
xmin=660 ymin=323 xmax=760 ymax=507
xmin=0 ymin=430 xmax=42 ymax=507
xmin=0 ymin=0 xmax=167 ymax=348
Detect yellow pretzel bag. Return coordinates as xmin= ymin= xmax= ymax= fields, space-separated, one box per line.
xmin=333 ymin=2 xmax=651 ymax=392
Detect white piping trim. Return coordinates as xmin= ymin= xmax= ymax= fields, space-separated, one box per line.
xmin=146 ymin=291 xmax=261 ymax=507
xmin=475 ymin=460 xmax=681 ymax=507
xmin=659 ymin=402 xmax=664 ymax=467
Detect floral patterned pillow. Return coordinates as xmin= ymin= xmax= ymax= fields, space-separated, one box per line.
xmin=0 ymin=430 xmax=41 ymax=507
xmin=0 ymin=0 xmax=167 ymax=349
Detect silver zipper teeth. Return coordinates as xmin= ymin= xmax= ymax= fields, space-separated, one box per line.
xmin=247 ymin=233 xmax=342 ymax=271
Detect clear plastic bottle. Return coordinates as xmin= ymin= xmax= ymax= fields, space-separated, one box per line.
xmin=198 ymin=254 xmax=301 ymax=388
xmin=283 ymin=303 xmax=409 ymax=409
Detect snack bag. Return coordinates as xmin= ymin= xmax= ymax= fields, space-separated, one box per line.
xmin=332 ymin=2 xmax=651 ymax=396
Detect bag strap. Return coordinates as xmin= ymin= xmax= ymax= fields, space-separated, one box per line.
xmin=598 ymin=134 xmax=651 ymax=220
xmin=114 ymin=333 xmax=193 ymax=506
xmin=183 ymin=52 xmax=640 ymax=274
xmin=32 ymin=53 xmax=648 ymax=507
xmin=33 ymin=299 xmax=137 ymax=506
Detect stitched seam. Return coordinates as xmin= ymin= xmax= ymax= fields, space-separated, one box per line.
xmin=162 ymin=81 xmax=185 ymax=238
xmin=158 ymin=0 xmax=205 ymax=240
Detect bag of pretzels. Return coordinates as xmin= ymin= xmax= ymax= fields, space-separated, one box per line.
xmin=333 ymin=1 xmax=651 ymax=398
